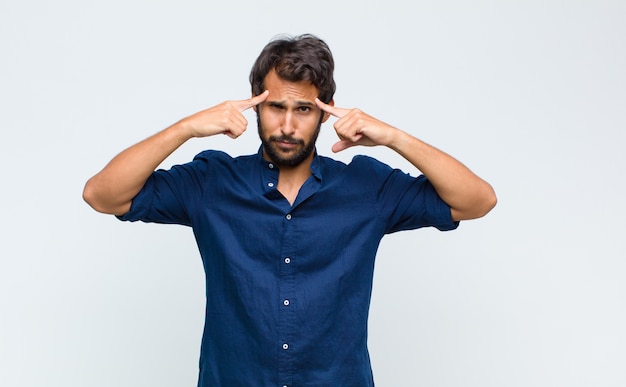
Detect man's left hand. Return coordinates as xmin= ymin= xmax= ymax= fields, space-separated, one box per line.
xmin=315 ymin=98 xmax=398 ymax=153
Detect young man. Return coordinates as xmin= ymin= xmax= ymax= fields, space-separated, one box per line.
xmin=83 ymin=34 xmax=496 ymax=386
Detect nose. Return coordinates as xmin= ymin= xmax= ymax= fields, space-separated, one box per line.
xmin=280 ymin=111 xmax=296 ymax=136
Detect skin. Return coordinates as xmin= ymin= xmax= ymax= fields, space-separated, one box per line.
xmin=256 ymin=70 xmax=332 ymax=204
xmin=314 ymin=99 xmax=497 ymax=221
xmin=82 ymin=91 xmax=269 ymax=215
xmin=83 ymin=72 xmax=496 ymax=220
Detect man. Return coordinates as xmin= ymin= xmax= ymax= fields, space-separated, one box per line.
xmin=83 ymin=34 xmax=496 ymax=386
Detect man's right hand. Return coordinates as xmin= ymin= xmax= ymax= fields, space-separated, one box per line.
xmin=178 ymin=91 xmax=269 ymax=139
xmin=83 ymin=91 xmax=269 ymax=215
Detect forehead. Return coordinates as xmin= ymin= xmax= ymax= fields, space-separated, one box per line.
xmin=263 ymin=70 xmax=319 ymax=103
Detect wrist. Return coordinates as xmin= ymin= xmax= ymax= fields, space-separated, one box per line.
xmin=386 ymin=127 xmax=410 ymax=151
xmin=171 ymin=118 xmax=197 ymax=141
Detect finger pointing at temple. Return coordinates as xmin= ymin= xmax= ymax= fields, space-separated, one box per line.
xmin=316 ymin=97 xmax=401 ymax=153
xmin=238 ymin=90 xmax=269 ymax=112
xmin=178 ymin=91 xmax=269 ymax=139
xmin=315 ymin=98 xmax=347 ymax=118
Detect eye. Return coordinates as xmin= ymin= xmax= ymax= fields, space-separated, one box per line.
xmin=268 ymin=102 xmax=285 ymax=110
xmin=297 ymin=106 xmax=312 ymax=113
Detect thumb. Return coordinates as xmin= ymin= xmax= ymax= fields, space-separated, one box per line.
xmin=331 ymin=140 xmax=354 ymax=153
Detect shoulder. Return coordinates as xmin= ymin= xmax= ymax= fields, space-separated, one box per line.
xmin=193 ymin=149 xmax=235 ymax=162
xmin=316 ymin=153 xmax=392 ymax=171
xmin=190 ymin=150 xmax=256 ymax=167
xmin=345 ymin=154 xmax=427 ymax=188
xmin=347 ymin=154 xmax=398 ymax=178
xmin=317 ymin=154 xmax=407 ymax=189
xmin=316 ymin=154 xmax=347 ymax=169
xmin=158 ymin=150 xmax=257 ymax=182
xmin=350 ymin=154 xmax=392 ymax=169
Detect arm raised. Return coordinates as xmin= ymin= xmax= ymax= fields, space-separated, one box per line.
xmin=83 ymin=92 xmax=268 ymax=215
xmin=315 ymin=98 xmax=496 ymax=221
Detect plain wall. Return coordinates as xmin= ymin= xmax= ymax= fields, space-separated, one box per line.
xmin=1 ymin=1 xmax=625 ymax=386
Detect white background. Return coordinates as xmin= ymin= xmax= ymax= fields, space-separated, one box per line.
xmin=1 ymin=1 xmax=625 ymax=386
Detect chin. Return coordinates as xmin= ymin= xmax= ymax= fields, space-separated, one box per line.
xmin=266 ymin=145 xmax=312 ymax=167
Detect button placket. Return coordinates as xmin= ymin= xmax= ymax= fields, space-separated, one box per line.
xmin=262 ymin=161 xmax=278 ymax=194
xmin=278 ymin=210 xmax=296 ymax=385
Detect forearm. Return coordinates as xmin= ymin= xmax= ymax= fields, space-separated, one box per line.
xmin=83 ymin=93 xmax=268 ymax=215
xmin=83 ymin=122 xmax=192 ymax=215
xmin=388 ymin=130 xmax=496 ymax=221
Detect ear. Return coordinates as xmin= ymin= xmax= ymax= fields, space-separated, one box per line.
xmin=321 ymin=99 xmax=334 ymax=123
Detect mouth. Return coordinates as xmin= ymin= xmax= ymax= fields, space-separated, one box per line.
xmin=271 ymin=136 xmax=303 ymax=150
xmin=277 ymin=141 xmax=298 ymax=149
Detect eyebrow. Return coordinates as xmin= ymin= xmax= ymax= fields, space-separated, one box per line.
xmin=266 ymin=99 xmax=316 ymax=108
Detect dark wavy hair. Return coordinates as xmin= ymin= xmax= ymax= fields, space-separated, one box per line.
xmin=249 ymin=34 xmax=336 ymax=103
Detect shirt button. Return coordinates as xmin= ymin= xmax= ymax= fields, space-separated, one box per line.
xmin=285 ymin=214 xmax=292 ymax=220
xmin=283 ymin=299 xmax=290 ymax=306
xmin=269 ymin=163 xmax=274 ymax=169
xmin=284 ymin=257 xmax=291 ymax=264
xmin=267 ymin=182 xmax=274 ymax=187
xmin=282 ymin=343 xmax=289 ymax=350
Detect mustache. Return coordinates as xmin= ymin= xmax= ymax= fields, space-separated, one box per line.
xmin=269 ymin=135 xmax=304 ymax=145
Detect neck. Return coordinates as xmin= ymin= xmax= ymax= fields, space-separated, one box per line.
xmin=268 ymin=153 xmax=314 ymax=205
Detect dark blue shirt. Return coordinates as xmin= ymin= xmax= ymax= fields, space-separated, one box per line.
xmin=119 ymin=147 xmax=458 ymax=386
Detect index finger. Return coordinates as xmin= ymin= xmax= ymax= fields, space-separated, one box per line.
xmin=236 ymin=90 xmax=269 ymax=112
xmin=315 ymin=98 xmax=348 ymax=118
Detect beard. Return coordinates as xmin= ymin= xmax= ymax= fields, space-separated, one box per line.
xmin=258 ymin=116 xmax=322 ymax=168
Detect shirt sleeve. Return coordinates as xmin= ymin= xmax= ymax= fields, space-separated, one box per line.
xmin=353 ymin=155 xmax=459 ymax=234
xmin=116 ymin=151 xmax=218 ymax=226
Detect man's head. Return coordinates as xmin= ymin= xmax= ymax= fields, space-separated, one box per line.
xmin=250 ymin=34 xmax=335 ymax=104
xmin=250 ymin=34 xmax=336 ymax=167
